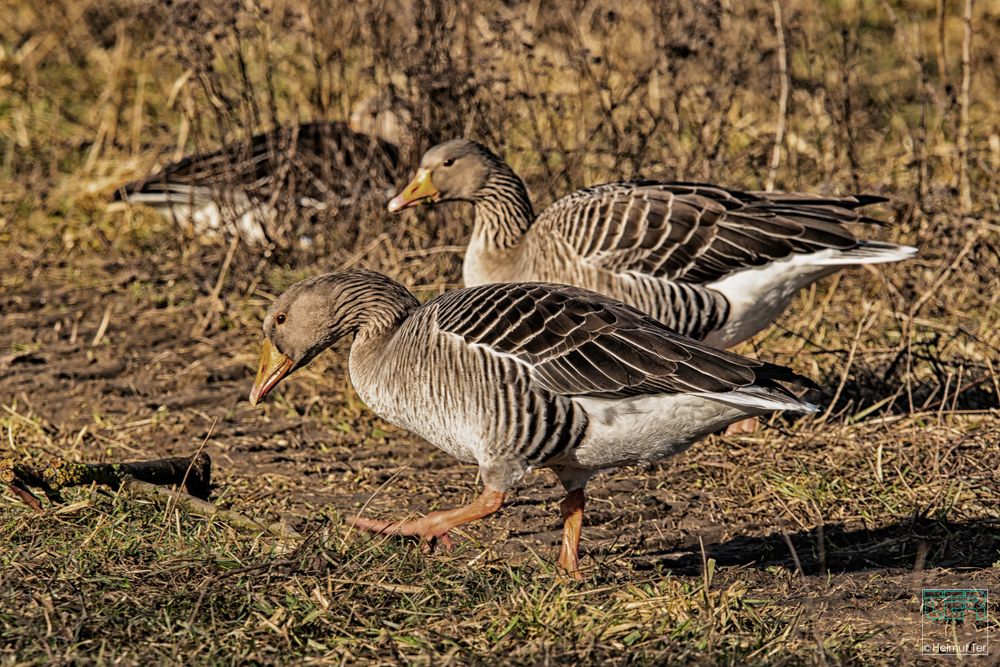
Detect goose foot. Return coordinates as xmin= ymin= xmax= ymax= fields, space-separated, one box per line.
xmin=723 ymin=417 xmax=759 ymax=435
xmin=349 ymin=515 xmax=456 ymax=551
xmin=349 ymin=487 xmax=505 ymax=552
xmin=557 ymin=489 xmax=586 ymax=580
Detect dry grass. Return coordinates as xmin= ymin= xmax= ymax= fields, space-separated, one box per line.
xmin=1 ymin=0 xmax=998 ymax=664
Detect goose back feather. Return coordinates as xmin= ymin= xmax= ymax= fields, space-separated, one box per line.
xmin=535 ymin=181 xmax=884 ymax=284
xmin=116 ymin=121 xmax=400 ymax=242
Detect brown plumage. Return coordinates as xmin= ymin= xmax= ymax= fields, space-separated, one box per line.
xmin=249 ymin=269 xmax=817 ymax=577
xmin=115 ymin=121 xmax=400 ymax=243
xmin=389 ymin=139 xmax=916 ymax=348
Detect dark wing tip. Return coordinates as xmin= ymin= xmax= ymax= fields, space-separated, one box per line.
xmin=851 ymin=194 xmax=891 ymax=225
xmin=753 ymin=360 xmax=821 ymax=392
xmin=850 ymin=194 xmax=890 ymax=207
xmin=111 ymin=181 xmax=140 ymax=202
xmin=843 ymin=194 xmax=890 ymax=226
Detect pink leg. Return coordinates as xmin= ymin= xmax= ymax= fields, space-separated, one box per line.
xmin=349 ymin=487 xmax=505 ymax=550
xmin=557 ymin=489 xmax=586 ymax=580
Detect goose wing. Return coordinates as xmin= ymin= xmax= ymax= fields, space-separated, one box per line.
xmin=116 ymin=121 xmax=399 ymax=202
xmin=432 ymin=282 xmax=813 ymax=400
xmin=539 ymin=181 xmax=885 ymax=284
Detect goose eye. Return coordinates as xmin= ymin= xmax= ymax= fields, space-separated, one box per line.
xmin=442 ymin=158 xmax=455 ymax=167
xmin=275 ymin=313 xmax=286 ymax=325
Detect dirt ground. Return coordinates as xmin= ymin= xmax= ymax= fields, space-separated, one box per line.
xmin=3 ymin=234 xmax=997 ymax=662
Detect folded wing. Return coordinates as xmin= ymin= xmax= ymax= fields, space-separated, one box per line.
xmin=432 ymin=282 xmax=814 ymax=400
xmin=540 ymin=181 xmax=886 ymax=284
xmin=115 ymin=121 xmax=399 ymax=204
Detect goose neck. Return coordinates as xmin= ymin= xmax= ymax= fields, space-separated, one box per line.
xmin=471 ymin=168 xmax=534 ymax=250
xmin=348 ymin=286 xmax=419 ymax=344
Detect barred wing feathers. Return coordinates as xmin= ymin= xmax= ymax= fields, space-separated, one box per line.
xmin=430 ymin=282 xmax=814 ymax=403
xmin=115 ymin=121 xmax=399 ymax=204
xmin=539 ymin=181 xmax=886 ymax=284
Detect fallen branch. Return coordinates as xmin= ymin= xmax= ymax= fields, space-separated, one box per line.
xmin=1 ymin=453 xmax=212 ymax=504
xmin=123 ymin=478 xmax=301 ymax=541
xmin=1 ymin=454 xmax=301 ymax=541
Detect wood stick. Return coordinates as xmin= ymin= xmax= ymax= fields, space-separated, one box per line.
xmin=2 ymin=454 xmax=301 ymax=541
xmin=766 ymin=0 xmax=789 ymax=192
xmin=1 ymin=453 xmax=212 ymax=502
xmin=958 ymin=0 xmax=973 ymax=213
xmin=123 ymin=478 xmax=301 ymax=540
xmin=782 ymin=531 xmax=806 ymax=582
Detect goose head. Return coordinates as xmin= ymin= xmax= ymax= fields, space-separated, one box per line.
xmin=249 ymin=277 xmax=347 ymax=406
xmin=249 ymin=271 xmax=419 ymax=406
xmin=388 ymin=139 xmax=496 ymax=212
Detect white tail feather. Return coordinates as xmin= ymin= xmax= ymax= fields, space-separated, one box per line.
xmin=807 ymin=241 xmax=918 ymax=266
xmin=702 ymin=388 xmax=818 ymax=414
xmin=704 ymin=242 xmax=917 ymax=348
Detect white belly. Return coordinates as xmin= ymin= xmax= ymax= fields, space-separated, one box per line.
xmin=564 ymin=393 xmax=766 ymax=469
xmin=140 ymin=192 xmax=269 ymax=245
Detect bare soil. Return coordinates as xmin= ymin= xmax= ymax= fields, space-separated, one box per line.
xmin=3 ymin=244 xmax=997 ymax=659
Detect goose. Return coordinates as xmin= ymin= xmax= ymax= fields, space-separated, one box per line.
xmin=115 ymin=119 xmax=400 ymax=244
xmin=248 ymin=269 xmax=818 ymax=577
xmin=388 ymin=139 xmax=917 ymax=350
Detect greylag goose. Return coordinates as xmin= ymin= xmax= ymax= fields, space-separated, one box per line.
xmin=248 ymin=269 xmax=818 ymax=577
xmin=115 ymin=120 xmax=400 ymax=243
xmin=388 ymin=139 xmax=917 ymax=349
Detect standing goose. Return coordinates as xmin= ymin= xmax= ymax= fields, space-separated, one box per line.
xmin=115 ymin=120 xmax=400 ymax=244
xmin=249 ymin=269 xmax=817 ymax=577
xmin=388 ymin=139 xmax=916 ymax=349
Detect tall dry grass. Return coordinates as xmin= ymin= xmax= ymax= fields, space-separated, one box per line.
xmin=1 ymin=0 xmax=998 ymax=417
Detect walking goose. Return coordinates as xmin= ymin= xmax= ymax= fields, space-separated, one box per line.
xmin=248 ymin=269 xmax=817 ymax=577
xmin=115 ymin=121 xmax=400 ymax=243
xmin=388 ymin=139 xmax=916 ymax=349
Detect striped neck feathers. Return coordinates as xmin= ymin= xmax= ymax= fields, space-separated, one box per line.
xmin=331 ymin=273 xmax=421 ymax=343
xmin=471 ymin=162 xmax=535 ymax=250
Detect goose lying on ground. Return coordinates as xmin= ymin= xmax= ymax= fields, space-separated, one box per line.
xmin=388 ymin=139 xmax=917 ymax=349
xmin=248 ymin=269 xmax=818 ymax=577
xmin=115 ymin=120 xmax=400 ymax=244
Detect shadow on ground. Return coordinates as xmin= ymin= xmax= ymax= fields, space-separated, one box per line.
xmin=626 ymin=517 xmax=1000 ymax=575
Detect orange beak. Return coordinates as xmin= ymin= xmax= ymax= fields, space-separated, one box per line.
xmin=388 ymin=168 xmax=440 ymax=213
xmin=249 ymin=338 xmax=295 ymax=406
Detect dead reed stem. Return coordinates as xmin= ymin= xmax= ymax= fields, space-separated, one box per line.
xmin=766 ymin=0 xmax=789 ymax=192
xmin=958 ymin=0 xmax=974 ymax=213
xmin=935 ymin=0 xmax=949 ymax=85
xmin=879 ymin=0 xmax=944 ymax=113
